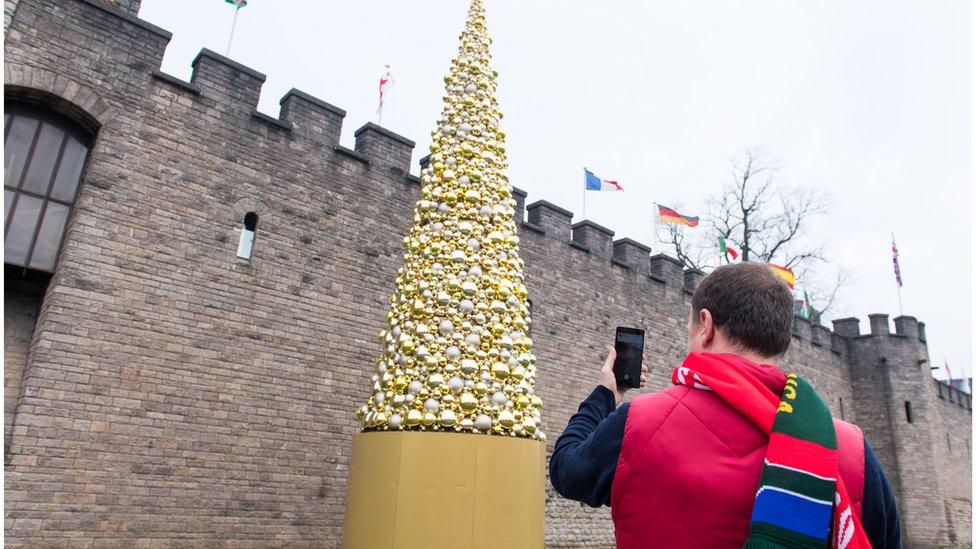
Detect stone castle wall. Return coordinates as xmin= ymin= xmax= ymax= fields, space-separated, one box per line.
xmin=4 ymin=0 xmax=971 ymax=546
xmin=934 ymin=381 xmax=974 ymax=546
xmin=3 ymin=276 xmax=45 ymax=457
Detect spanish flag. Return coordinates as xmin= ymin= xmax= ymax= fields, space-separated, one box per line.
xmin=768 ymin=263 xmax=795 ymax=289
xmin=657 ymin=205 xmax=699 ymax=227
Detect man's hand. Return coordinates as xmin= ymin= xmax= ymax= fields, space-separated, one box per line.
xmin=599 ymin=345 xmax=649 ymax=407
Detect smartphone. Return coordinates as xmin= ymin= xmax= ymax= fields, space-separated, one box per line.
xmin=613 ymin=327 xmax=645 ymax=389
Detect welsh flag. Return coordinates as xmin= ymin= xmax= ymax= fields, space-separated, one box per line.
xmin=225 ymin=0 xmax=247 ymax=7
xmin=718 ymin=236 xmax=739 ymax=260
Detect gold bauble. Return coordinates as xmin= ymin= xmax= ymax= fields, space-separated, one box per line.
xmin=404 ymin=409 xmax=422 ymax=427
xmin=498 ymin=410 xmax=516 ymax=429
xmin=459 ymin=392 xmax=479 ymax=412
xmin=439 ymin=410 xmax=459 ymax=427
xmin=460 ymin=359 xmax=478 ymax=375
xmin=490 ymin=362 xmax=510 ymax=380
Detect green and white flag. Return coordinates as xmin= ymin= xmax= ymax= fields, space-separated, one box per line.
xmin=799 ymin=290 xmax=812 ymax=319
xmin=225 ymin=0 xmax=247 ymax=8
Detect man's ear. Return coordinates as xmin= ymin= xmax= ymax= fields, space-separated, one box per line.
xmin=699 ymin=308 xmax=715 ymax=348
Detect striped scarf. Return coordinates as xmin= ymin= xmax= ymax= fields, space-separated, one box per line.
xmin=672 ymin=353 xmax=872 ymax=549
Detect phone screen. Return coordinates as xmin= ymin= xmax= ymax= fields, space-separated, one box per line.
xmin=613 ymin=327 xmax=645 ymax=389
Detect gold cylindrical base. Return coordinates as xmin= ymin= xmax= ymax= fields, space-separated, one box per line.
xmin=341 ymin=431 xmax=546 ymax=549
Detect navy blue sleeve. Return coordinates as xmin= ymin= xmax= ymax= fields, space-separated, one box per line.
xmin=861 ymin=438 xmax=901 ymax=548
xmin=549 ymin=385 xmax=629 ymax=508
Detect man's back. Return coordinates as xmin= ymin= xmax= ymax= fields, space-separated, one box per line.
xmin=611 ymin=364 xmax=864 ymax=547
xmin=549 ymin=359 xmax=899 ymax=548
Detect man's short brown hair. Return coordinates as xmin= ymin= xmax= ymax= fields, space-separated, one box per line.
xmin=691 ymin=262 xmax=795 ymax=358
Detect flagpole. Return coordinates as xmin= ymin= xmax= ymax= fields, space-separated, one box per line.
xmin=652 ymin=202 xmax=659 ymax=247
xmin=582 ymin=171 xmax=587 ymax=220
xmin=226 ymin=6 xmax=241 ymax=57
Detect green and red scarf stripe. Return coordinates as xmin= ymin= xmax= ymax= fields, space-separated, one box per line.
xmin=672 ymin=353 xmax=872 ymax=548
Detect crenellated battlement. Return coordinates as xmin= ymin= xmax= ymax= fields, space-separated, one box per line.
xmin=829 ymin=314 xmax=929 ymax=343
xmin=151 ymin=53 xmax=415 ymax=171
xmin=354 ymin=123 xmax=415 ymax=173
xmin=683 ymin=268 xmax=705 ymax=293
xmin=785 ymin=310 xmax=932 ymax=361
xmin=612 ymin=238 xmax=652 ymax=273
xmin=788 ymin=316 xmax=844 ymax=357
xmin=279 ymin=88 xmax=345 ymax=145
xmin=935 ymin=380 xmax=973 ymax=411
xmin=190 ymin=48 xmax=266 ymax=109
xmin=571 ymin=220 xmax=615 ymax=259
xmin=514 ymin=194 xmax=705 ymax=292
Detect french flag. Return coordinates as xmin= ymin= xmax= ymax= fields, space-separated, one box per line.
xmin=584 ymin=168 xmax=623 ymax=191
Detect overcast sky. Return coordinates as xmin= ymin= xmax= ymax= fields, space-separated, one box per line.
xmin=139 ymin=0 xmax=972 ymax=381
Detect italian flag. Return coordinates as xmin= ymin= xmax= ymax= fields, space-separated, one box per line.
xmin=718 ymin=236 xmax=739 ymax=260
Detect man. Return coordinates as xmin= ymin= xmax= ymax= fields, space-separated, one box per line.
xmin=550 ymin=263 xmax=900 ymax=548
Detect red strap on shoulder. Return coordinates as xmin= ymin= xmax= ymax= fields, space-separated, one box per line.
xmin=834 ymin=419 xmax=866 ymax=516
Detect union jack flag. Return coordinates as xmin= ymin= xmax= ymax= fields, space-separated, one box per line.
xmin=891 ymin=236 xmax=902 ymax=287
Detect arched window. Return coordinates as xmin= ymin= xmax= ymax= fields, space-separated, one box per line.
xmin=237 ymin=212 xmax=258 ymax=260
xmin=4 ymin=102 xmax=93 ymax=272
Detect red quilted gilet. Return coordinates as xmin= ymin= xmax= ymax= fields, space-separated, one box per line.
xmin=610 ymin=361 xmax=864 ymax=548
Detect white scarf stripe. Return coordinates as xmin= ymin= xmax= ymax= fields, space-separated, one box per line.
xmin=763 ymin=459 xmax=837 ymax=482
xmin=755 ymin=486 xmax=833 ymax=507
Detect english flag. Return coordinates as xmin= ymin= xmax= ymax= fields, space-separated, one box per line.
xmin=377 ymin=65 xmax=394 ymax=115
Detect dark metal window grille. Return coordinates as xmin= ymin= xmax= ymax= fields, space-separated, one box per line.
xmin=4 ymin=102 xmax=92 ymax=273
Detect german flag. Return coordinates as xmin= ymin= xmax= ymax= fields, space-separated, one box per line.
xmin=657 ymin=205 xmax=699 ymax=227
xmin=768 ymin=264 xmax=796 ymax=289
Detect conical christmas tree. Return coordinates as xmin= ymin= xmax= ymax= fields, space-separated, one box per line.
xmin=357 ymin=0 xmax=543 ymax=441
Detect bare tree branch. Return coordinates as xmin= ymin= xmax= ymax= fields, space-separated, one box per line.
xmin=663 ymin=147 xmax=851 ymax=319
